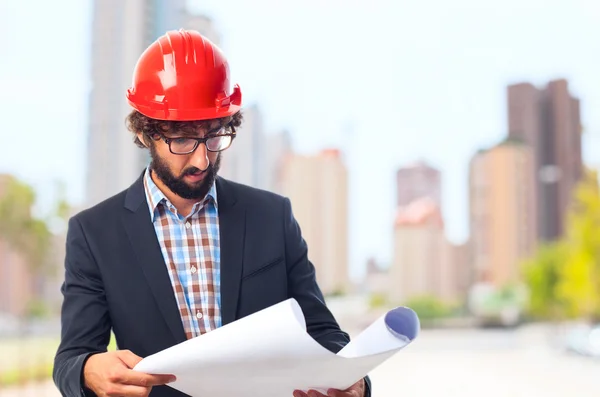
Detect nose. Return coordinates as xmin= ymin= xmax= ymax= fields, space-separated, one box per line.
xmin=189 ymin=142 xmax=210 ymax=171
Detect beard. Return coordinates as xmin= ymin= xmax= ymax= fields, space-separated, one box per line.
xmin=149 ymin=144 xmax=221 ymax=200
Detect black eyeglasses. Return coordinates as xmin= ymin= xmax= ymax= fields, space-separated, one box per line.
xmin=151 ymin=126 xmax=236 ymax=155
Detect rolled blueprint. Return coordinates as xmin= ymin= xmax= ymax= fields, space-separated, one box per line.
xmin=134 ymin=298 xmax=420 ymax=397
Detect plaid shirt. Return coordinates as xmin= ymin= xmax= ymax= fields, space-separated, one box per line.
xmin=143 ymin=167 xmax=222 ymax=339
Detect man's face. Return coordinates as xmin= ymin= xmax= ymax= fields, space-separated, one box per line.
xmin=147 ymin=124 xmax=223 ymax=201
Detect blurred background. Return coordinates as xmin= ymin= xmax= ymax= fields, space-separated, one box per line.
xmin=1 ymin=0 xmax=600 ymax=396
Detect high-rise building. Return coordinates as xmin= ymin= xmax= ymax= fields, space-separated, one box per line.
xmin=390 ymin=198 xmax=449 ymax=303
xmin=396 ymin=161 xmax=442 ymax=207
xmin=507 ymin=79 xmax=582 ymax=241
xmin=468 ymin=139 xmax=536 ymax=286
xmin=280 ymin=149 xmax=349 ymax=295
xmin=391 ymin=161 xmax=471 ymax=303
xmin=85 ymin=0 xmax=187 ymax=207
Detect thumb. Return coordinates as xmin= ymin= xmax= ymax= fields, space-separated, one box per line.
xmin=117 ymin=350 xmax=144 ymax=369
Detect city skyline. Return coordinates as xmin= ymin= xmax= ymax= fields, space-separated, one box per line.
xmin=1 ymin=0 xmax=599 ymax=280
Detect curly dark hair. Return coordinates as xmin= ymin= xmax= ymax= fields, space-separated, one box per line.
xmin=126 ymin=110 xmax=244 ymax=148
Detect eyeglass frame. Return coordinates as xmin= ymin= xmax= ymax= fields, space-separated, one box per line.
xmin=146 ymin=125 xmax=237 ymax=155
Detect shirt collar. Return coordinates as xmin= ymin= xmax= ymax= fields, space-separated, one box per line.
xmin=143 ymin=166 xmax=218 ymax=221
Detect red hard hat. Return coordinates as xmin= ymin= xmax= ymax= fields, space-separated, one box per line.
xmin=126 ymin=29 xmax=242 ymax=121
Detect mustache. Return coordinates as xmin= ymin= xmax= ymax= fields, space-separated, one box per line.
xmin=181 ymin=165 xmax=210 ymax=177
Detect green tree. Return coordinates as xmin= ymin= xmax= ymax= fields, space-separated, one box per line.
xmin=522 ymin=242 xmax=566 ymax=319
xmin=402 ymin=295 xmax=454 ymax=321
xmin=0 ymin=176 xmax=74 ymax=386
xmin=556 ymin=170 xmax=600 ymax=321
xmin=0 ymin=176 xmax=52 ymax=317
xmin=523 ymin=169 xmax=600 ymax=321
xmin=0 ymin=177 xmax=51 ymax=272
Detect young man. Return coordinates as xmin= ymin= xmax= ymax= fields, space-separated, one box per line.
xmin=53 ymin=29 xmax=370 ymax=397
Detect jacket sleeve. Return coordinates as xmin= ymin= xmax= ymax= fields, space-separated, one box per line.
xmin=53 ymin=216 xmax=112 ymax=397
xmin=282 ymin=198 xmax=372 ymax=396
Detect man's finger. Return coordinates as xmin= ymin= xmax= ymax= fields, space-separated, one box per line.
xmin=122 ymin=370 xmax=177 ymax=387
xmin=114 ymin=351 xmax=176 ymax=387
xmin=307 ymin=389 xmax=328 ymax=397
xmin=326 ymin=388 xmax=359 ymax=397
xmin=104 ymin=384 xmax=150 ymax=397
xmin=117 ymin=350 xmax=144 ymax=368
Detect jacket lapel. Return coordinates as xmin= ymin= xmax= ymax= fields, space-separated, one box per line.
xmin=122 ymin=172 xmax=186 ymax=344
xmin=216 ymin=177 xmax=246 ymax=325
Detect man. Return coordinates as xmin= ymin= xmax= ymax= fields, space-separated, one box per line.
xmin=53 ymin=29 xmax=370 ymax=397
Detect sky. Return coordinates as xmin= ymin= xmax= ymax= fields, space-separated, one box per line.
xmin=1 ymin=0 xmax=599 ymax=279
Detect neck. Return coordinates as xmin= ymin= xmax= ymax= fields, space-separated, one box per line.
xmin=150 ymin=171 xmax=199 ymax=217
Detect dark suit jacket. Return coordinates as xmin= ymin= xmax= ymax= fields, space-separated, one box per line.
xmin=53 ymin=174 xmax=371 ymax=397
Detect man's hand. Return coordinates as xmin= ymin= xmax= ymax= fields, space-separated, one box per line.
xmin=83 ymin=350 xmax=176 ymax=397
xmin=293 ymin=378 xmax=365 ymax=397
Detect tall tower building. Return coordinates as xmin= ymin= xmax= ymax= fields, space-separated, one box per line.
xmin=390 ymin=196 xmax=468 ymax=303
xmin=280 ymin=149 xmax=349 ymax=295
xmin=396 ymin=161 xmax=442 ymax=207
xmin=390 ymin=198 xmax=446 ymax=303
xmin=469 ymin=140 xmax=536 ymax=286
xmin=85 ymin=0 xmax=186 ymax=207
xmin=507 ymin=79 xmax=582 ymax=241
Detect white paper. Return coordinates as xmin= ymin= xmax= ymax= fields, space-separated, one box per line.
xmin=133 ymin=298 xmax=419 ymax=396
